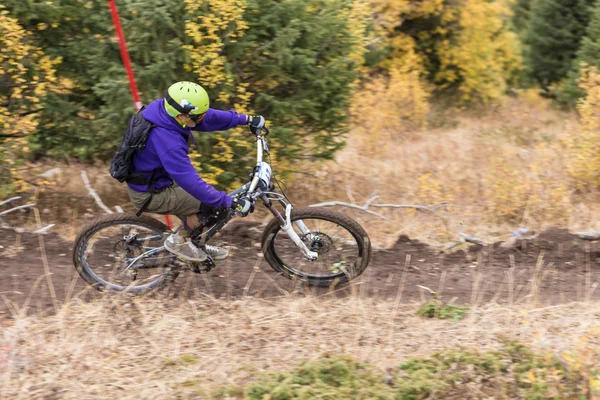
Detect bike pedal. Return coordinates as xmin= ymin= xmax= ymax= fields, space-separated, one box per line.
xmin=202 ymin=256 xmax=216 ymax=272
xmin=191 ymin=256 xmax=216 ymax=274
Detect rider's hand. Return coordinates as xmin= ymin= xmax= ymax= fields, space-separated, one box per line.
xmin=247 ymin=115 xmax=265 ymax=135
xmin=231 ymin=196 xmax=254 ymax=217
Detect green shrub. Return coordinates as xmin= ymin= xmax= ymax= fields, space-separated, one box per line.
xmin=416 ymin=300 xmax=469 ymax=321
xmin=213 ymin=341 xmax=587 ymax=399
xmin=244 ymin=356 xmax=395 ymax=400
xmin=396 ymin=341 xmax=585 ymax=399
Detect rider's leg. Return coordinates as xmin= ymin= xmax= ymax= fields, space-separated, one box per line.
xmin=190 ymin=204 xmax=230 ymax=260
xmin=128 ymin=184 xmax=201 ymax=223
xmin=129 ymin=185 xmax=206 ymax=261
xmin=128 ymin=185 xmax=228 ymax=261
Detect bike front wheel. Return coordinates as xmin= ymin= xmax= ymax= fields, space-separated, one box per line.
xmin=72 ymin=213 xmax=174 ymax=293
xmin=261 ymin=207 xmax=371 ymax=287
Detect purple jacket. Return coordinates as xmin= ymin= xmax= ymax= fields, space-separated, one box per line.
xmin=127 ymin=99 xmax=247 ymax=208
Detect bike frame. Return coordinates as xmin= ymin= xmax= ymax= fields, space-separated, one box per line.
xmin=195 ymin=130 xmax=318 ymax=261
xmin=124 ymin=129 xmax=320 ymax=272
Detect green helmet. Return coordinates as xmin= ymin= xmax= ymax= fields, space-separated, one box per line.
xmin=163 ymin=81 xmax=210 ymax=118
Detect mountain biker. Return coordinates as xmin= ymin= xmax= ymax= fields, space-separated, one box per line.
xmin=127 ymin=81 xmax=265 ymax=262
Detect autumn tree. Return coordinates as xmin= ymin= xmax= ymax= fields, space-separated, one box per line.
xmin=564 ymin=66 xmax=600 ymax=190
xmin=435 ymin=0 xmax=522 ymax=103
xmin=0 ymin=9 xmax=66 ymax=195
xmin=374 ymin=0 xmax=521 ymax=104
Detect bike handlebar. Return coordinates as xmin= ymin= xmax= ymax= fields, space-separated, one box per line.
xmin=248 ymin=128 xmax=268 ymax=193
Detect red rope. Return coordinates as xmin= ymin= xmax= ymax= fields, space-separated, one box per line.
xmin=107 ymin=0 xmax=142 ymax=112
xmin=107 ymin=0 xmax=173 ymax=229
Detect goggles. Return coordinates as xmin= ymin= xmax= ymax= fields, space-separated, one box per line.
xmin=188 ymin=112 xmax=206 ymax=123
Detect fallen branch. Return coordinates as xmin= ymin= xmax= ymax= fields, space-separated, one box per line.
xmin=0 ymin=204 xmax=34 ymax=217
xmin=443 ymin=241 xmax=465 ymax=252
xmin=309 ymin=199 xmax=449 ymax=221
xmin=370 ymin=202 xmax=449 ymax=210
xmin=417 ymin=285 xmax=436 ymax=295
xmin=459 ymin=233 xmax=485 ymax=245
xmin=443 ymin=233 xmax=486 ymax=252
xmin=308 ymin=200 xmax=387 ymax=219
xmin=345 ymin=185 xmax=356 ymax=204
xmin=81 ymin=170 xmax=113 ymax=214
xmin=33 ymin=224 xmax=55 ymax=234
xmin=363 ymin=194 xmax=381 ymax=209
xmin=573 ymin=231 xmax=600 ymax=241
xmin=0 ymin=197 xmax=21 ymax=207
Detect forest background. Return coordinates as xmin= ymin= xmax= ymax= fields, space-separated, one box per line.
xmin=2 ymin=0 xmax=600 ymax=244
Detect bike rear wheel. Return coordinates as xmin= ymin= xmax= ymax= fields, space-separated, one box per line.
xmin=261 ymin=207 xmax=371 ymax=287
xmin=72 ymin=213 xmax=173 ymax=293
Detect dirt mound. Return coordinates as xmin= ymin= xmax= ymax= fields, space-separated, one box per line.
xmin=2 ymin=224 xmax=600 ymax=317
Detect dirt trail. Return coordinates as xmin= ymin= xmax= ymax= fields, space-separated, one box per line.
xmin=2 ymin=222 xmax=600 ymax=317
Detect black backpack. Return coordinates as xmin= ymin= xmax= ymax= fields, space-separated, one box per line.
xmin=109 ymin=107 xmax=156 ymax=183
xmin=109 ymin=107 xmax=165 ymax=216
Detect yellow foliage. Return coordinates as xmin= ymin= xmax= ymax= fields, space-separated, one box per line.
xmin=417 ymin=173 xmax=451 ymax=204
xmin=370 ymin=0 xmax=444 ymax=73
xmin=370 ymin=0 xmax=444 ymax=35
xmin=350 ymin=43 xmax=430 ymax=150
xmin=485 ymin=153 xmax=530 ymax=221
xmin=435 ymin=0 xmax=522 ymax=103
xmin=183 ymin=0 xmax=257 ymax=188
xmin=190 ymin=154 xmax=223 ymax=186
xmin=183 ymin=0 xmax=249 ymax=106
xmin=371 ymin=0 xmax=520 ymax=103
xmin=561 ymin=326 xmax=600 ymax=397
xmin=347 ymin=0 xmax=371 ymax=73
xmin=0 ymin=11 xmax=66 ymax=197
xmin=577 ymin=66 xmax=600 ymax=133
xmin=565 ymin=66 xmax=600 ymax=190
xmin=520 ymin=88 xmax=548 ymax=109
xmin=485 ymin=145 xmax=570 ymax=223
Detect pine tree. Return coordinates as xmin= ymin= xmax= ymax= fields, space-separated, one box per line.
xmin=4 ymin=0 xmax=366 ymax=188
xmin=557 ymin=1 xmax=600 ymax=107
xmin=525 ymin=0 xmax=595 ymax=89
xmin=510 ymin=0 xmax=536 ymax=87
xmin=512 ymin=0 xmax=532 ymax=34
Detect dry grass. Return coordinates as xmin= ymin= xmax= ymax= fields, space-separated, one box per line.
xmin=2 ymin=292 xmax=600 ymax=398
xmin=290 ymin=97 xmax=600 ymax=248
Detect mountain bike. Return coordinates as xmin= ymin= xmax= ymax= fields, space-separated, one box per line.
xmin=72 ymin=126 xmax=371 ymax=293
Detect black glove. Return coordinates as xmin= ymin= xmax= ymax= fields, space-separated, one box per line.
xmin=247 ymin=115 xmax=265 ymax=135
xmin=231 ymin=196 xmax=254 ymax=217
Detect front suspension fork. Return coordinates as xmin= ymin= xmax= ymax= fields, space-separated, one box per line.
xmin=263 ymin=199 xmax=318 ymax=260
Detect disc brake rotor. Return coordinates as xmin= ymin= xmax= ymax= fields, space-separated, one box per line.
xmin=302 ymin=232 xmax=333 ymax=255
